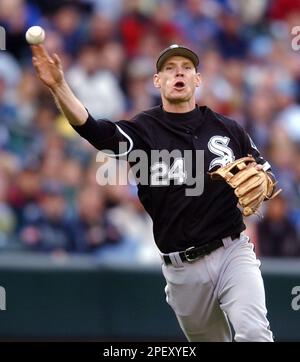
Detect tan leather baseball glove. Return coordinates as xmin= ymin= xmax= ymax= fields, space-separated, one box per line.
xmin=209 ymin=156 xmax=282 ymax=216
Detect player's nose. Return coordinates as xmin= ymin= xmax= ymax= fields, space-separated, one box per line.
xmin=175 ymin=69 xmax=184 ymax=77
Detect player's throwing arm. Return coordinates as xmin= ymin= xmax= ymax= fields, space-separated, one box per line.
xmin=26 ymin=26 xmax=88 ymax=126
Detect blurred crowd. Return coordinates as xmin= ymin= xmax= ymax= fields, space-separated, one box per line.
xmin=1 ymin=0 xmax=300 ymax=261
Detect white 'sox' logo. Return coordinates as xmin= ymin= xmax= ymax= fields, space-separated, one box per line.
xmin=208 ymin=136 xmax=235 ymax=170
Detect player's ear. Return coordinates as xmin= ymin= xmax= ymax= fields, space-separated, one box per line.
xmin=153 ymin=74 xmax=161 ymax=88
xmin=195 ymin=72 xmax=202 ymax=87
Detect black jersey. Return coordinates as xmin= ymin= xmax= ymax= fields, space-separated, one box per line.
xmin=73 ymin=105 xmax=271 ymax=253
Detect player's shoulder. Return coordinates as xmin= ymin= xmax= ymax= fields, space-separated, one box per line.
xmin=131 ymin=105 xmax=163 ymax=123
xmin=210 ymin=108 xmax=240 ymax=128
xmin=116 ymin=106 xmax=162 ymax=142
xmin=115 ymin=106 xmax=162 ymax=129
xmin=209 ymin=108 xmax=245 ymax=134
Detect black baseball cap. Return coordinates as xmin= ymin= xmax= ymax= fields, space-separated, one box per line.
xmin=156 ymin=44 xmax=199 ymax=72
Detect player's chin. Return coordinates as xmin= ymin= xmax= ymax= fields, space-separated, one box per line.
xmin=167 ymin=92 xmax=190 ymax=103
xmin=168 ymin=89 xmax=193 ymax=102
xmin=167 ymin=95 xmax=190 ymax=104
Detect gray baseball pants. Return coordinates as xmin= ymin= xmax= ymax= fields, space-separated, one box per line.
xmin=161 ymin=234 xmax=273 ymax=342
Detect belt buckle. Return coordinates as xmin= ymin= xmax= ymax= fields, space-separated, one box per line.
xmin=184 ymin=246 xmax=201 ymax=262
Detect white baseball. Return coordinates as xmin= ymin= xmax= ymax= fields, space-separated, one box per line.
xmin=25 ymin=26 xmax=45 ymax=45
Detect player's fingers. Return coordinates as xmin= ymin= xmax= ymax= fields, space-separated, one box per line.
xmin=32 ymin=62 xmax=42 ymax=77
xmin=238 ymin=184 xmax=264 ymax=205
xmin=32 ymin=56 xmax=43 ymax=71
xmin=30 ymin=44 xmax=51 ymax=61
xmin=52 ymin=53 xmax=62 ymax=68
xmin=235 ymin=174 xmax=264 ymax=197
xmin=32 ymin=55 xmax=40 ymax=68
xmin=32 ymin=45 xmax=56 ymax=66
xmin=32 ymin=58 xmax=42 ymax=71
xmin=31 ymin=56 xmax=46 ymax=76
xmin=229 ymin=167 xmax=258 ymax=188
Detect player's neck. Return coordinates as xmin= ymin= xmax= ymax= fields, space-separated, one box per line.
xmin=162 ymin=99 xmax=196 ymax=114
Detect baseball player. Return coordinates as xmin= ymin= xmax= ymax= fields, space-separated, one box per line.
xmin=31 ymin=43 xmax=280 ymax=342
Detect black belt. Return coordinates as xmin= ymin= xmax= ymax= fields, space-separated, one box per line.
xmin=163 ymin=233 xmax=240 ymax=265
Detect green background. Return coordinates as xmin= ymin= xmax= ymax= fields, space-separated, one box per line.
xmin=0 ymin=254 xmax=299 ymax=341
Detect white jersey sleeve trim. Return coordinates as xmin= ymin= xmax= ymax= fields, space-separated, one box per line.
xmin=262 ymin=161 xmax=271 ymax=172
xmin=101 ymin=124 xmax=134 ymax=157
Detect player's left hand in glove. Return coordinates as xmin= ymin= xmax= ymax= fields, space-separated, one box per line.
xmin=209 ymin=156 xmax=282 ymax=216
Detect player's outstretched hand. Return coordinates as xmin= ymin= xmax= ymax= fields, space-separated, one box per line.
xmin=31 ymin=44 xmax=64 ymax=90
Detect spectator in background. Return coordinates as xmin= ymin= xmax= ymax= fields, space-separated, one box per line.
xmin=245 ymin=90 xmax=276 ymax=154
xmin=51 ymin=3 xmax=86 ymax=57
xmin=215 ymin=10 xmax=248 ymax=59
xmin=269 ymin=0 xmax=300 ymax=20
xmin=257 ymin=194 xmax=300 ymax=257
xmin=124 ymin=57 xmax=156 ymax=116
xmin=39 ymin=132 xmax=67 ymax=184
xmin=0 ymin=76 xmax=17 ymax=150
xmin=0 ymin=51 xmax=22 ymax=89
xmin=88 ymin=13 xmax=116 ymax=48
xmin=106 ymin=182 xmax=161 ymax=264
xmin=19 ymin=181 xmax=73 ymax=253
xmin=15 ymin=69 xmax=40 ymax=129
xmin=173 ymin=0 xmax=219 ymax=50
xmin=71 ymin=185 xmax=123 ymax=254
xmin=284 ymin=147 xmax=300 ymax=236
xmin=8 ymin=161 xmax=41 ymax=231
xmin=0 ymin=0 xmax=41 ymax=59
xmin=67 ymin=43 xmax=126 ymax=119
xmin=0 ymin=168 xmax=16 ymax=249
xmin=84 ymin=0 xmax=124 ymax=21
xmin=119 ymin=0 xmax=152 ymax=58
xmin=60 ymin=157 xmax=84 ymax=211
xmin=101 ymin=42 xmax=126 ymax=78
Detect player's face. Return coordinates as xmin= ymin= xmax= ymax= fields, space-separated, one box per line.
xmin=153 ymin=56 xmax=201 ymax=106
